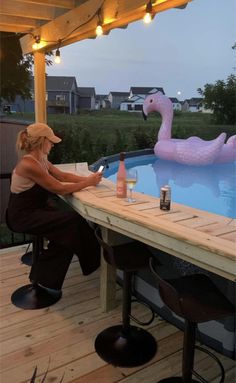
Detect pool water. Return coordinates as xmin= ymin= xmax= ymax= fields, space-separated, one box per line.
xmin=104 ymin=155 xmax=236 ymax=219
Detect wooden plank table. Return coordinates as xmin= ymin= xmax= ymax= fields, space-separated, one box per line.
xmin=59 ymin=163 xmax=236 ymax=312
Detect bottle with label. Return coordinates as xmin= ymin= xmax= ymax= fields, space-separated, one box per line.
xmin=116 ymin=152 xmax=127 ymax=198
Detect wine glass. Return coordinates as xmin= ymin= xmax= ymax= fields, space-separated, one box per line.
xmin=126 ymin=169 xmax=138 ymax=203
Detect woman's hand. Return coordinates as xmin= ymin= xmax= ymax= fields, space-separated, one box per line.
xmin=87 ymin=172 xmax=103 ymax=187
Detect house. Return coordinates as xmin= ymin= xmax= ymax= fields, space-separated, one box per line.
xmin=120 ymin=95 xmax=144 ymax=112
xmin=78 ymin=87 xmax=96 ymax=110
xmin=120 ymin=86 xmax=165 ymax=112
xmin=107 ymin=92 xmax=129 ymax=109
xmin=2 ymin=76 xmax=80 ymax=114
xmin=182 ymin=97 xmax=203 ymax=112
xmin=46 ymin=76 xmax=79 ymax=114
xmin=169 ymin=97 xmax=182 ymax=111
xmin=95 ymin=94 xmax=110 ymax=110
xmin=129 ymin=87 xmax=165 ymax=98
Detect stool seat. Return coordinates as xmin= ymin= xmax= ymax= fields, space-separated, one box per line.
xmin=94 ymin=228 xmax=157 ymax=367
xmin=163 ymin=273 xmax=234 ymax=323
xmin=150 ymin=258 xmax=235 ymax=383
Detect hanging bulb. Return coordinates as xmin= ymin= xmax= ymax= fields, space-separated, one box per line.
xmin=54 ymin=48 xmax=61 ymax=64
xmin=96 ymin=8 xmax=103 ymax=36
xmin=32 ymin=35 xmax=41 ymax=50
xmin=96 ymin=23 xmax=103 ymax=36
xmin=143 ymin=1 xmax=153 ymax=24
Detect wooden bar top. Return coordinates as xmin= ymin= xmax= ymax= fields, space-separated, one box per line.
xmin=61 ymin=163 xmax=236 ymax=282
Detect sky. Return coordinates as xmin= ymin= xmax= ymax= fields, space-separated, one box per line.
xmin=46 ymin=0 xmax=236 ymax=100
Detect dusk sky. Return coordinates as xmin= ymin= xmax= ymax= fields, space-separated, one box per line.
xmin=46 ymin=0 xmax=235 ymax=100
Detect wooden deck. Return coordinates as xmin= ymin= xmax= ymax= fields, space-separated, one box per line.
xmin=0 ymin=245 xmax=235 ymax=383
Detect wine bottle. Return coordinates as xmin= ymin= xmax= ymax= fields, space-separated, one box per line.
xmin=116 ymin=152 xmax=127 ymax=198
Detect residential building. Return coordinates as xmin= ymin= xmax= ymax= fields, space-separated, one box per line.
xmin=169 ymin=97 xmax=182 ymax=111
xmin=120 ymin=86 xmax=165 ymax=112
xmin=1 ymin=77 xmax=98 ymax=115
xmin=182 ymin=97 xmax=203 ymax=112
xmin=78 ymin=87 xmax=96 ymax=110
xmin=95 ymin=94 xmax=109 ymax=109
xmin=107 ymin=92 xmax=129 ymax=109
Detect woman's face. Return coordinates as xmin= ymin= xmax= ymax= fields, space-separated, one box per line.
xmin=42 ymin=137 xmax=54 ymax=155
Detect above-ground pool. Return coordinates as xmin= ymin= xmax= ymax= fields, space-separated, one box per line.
xmin=98 ymin=153 xmax=236 ymax=219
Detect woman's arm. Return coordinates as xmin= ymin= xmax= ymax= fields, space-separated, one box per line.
xmin=47 ymin=161 xmax=89 ymax=183
xmin=19 ymin=158 xmax=102 ymax=195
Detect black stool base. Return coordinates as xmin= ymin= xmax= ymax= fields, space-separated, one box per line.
xmin=157 ymin=378 xmax=199 ymax=383
xmin=95 ymin=325 xmax=157 ymax=367
xmin=21 ymin=251 xmax=33 ymax=266
xmin=11 ymin=284 xmax=62 ymax=310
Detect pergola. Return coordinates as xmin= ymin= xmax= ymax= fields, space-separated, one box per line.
xmin=1 ymin=0 xmax=191 ymax=122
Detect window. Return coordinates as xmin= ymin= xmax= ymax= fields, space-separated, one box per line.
xmin=56 ymin=95 xmax=65 ymax=101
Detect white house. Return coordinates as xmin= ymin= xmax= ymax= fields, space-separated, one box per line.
xmin=120 ymin=86 xmax=165 ymax=112
xmin=169 ymin=97 xmax=182 ymax=111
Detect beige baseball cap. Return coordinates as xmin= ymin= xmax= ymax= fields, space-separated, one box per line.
xmin=27 ymin=123 xmax=61 ymax=143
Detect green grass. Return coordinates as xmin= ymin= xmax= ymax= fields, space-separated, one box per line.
xmin=6 ymin=110 xmax=235 ymax=165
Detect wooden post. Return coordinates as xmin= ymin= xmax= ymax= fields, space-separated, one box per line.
xmin=34 ymin=51 xmax=46 ymax=123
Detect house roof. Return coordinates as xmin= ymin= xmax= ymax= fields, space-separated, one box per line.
xmin=46 ymin=76 xmax=77 ymax=91
xmin=78 ymin=87 xmax=96 ymax=97
xmin=130 ymin=87 xmax=165 ymax=95
xmin=30 ymin=76 xmax=77 ymax=91
xmin=109 ymin=92 xmax=129 ymax=97
xmin=169 ymin=97 xmax=180 ymax=103
xmin=188 ymin=97 xmax=203 ymax=106
xmin=0 ymin=1 xmax=191 ymax=55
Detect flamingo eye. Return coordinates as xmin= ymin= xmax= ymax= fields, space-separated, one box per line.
xmin=150 ymin=99 xmax=153 ymax=103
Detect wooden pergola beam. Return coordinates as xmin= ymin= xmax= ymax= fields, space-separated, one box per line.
xmin=20 ymin=0 xmax=191 ymax=54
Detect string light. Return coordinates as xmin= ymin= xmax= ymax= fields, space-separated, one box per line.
xmin=143 ymin=1 xmax=153 ymax=24
xmin=54 ymin=48 xmax=61 ymax=64
xmin=32 ymin=35 xmax=41 ymax=50
xmin=96 ymin=9 xmax=103 ymax=36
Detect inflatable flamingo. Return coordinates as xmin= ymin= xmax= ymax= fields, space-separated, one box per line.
xmin=142 ymin=92 xmax=236 ymax=165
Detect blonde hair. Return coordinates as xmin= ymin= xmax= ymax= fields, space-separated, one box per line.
xmin=16 ymin=129 xmax=45 ymax=154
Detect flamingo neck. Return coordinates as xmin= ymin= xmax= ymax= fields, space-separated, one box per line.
xmin=157 ymin=110 xmax=173 ymax=141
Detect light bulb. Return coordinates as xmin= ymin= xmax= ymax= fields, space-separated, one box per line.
xmin=143 ymin=12 xmax=152 ymax=24
xmin=143 ymin=1 xmax=153 ymax=24
xmin=55 ymin=49 xmax=61 ymax=64
xmin=96 ymin=24 xmax=103 ymax=36
xmin=32 ymin=36 xmax=41 ymax=50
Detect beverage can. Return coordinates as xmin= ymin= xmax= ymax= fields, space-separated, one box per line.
xmin=160 ymin=185 xmax=171 ymax=210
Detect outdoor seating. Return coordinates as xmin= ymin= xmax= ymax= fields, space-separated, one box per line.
xmin=94 ymin=227 xmax=157 ymax=367
xmin=150 ymin=258 xmax=235 ymax=383
xmin=5 ymin=209 xmax=62 ymax=310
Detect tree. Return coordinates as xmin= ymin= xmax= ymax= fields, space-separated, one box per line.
xmin=0 ymin=32 xmax=33 ymax=102
xmin=198 ymin=74 xmax=236 ymax=124
xmin=0 ymin=32 xmax=52 ymax=103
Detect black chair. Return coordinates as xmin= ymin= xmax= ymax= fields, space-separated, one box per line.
xmin=150 ymin=258 xmax=235 ymax=383
xmin=94 ymin=227 xmax=157 ymax=367
xmin=6 ymin=210 xmax=62 ymax=310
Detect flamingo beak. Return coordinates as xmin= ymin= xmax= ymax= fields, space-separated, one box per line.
xmin=142 ymin=110 xmax=147 ymax=120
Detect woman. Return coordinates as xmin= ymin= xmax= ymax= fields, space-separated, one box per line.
xmin=7 ymin=122 xmax=103 ymax=291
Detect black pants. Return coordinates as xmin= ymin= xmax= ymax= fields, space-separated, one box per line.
xmin=8 ymin=187 xmax=100 ymax=290
xmin=28 ymin=209 xmax=101 ymax=290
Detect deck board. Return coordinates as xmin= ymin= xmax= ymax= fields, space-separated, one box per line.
xmin=0 ymin=246 xmax=235 ymax=383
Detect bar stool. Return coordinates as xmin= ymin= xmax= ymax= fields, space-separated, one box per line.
xmin=150 ymin=258 xmax=235 ymax=383
xmin=94 ymin=227 xmax=157 ymax=367
xmin=21 ymin=247 xmax=33 ymax=266
xmin=6 ymin=210 xmax=62 ymax=310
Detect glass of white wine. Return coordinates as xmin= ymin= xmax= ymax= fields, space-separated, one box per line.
xmin=126 ymin=169 xmax=138 ymax=203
